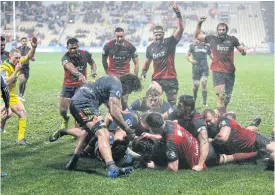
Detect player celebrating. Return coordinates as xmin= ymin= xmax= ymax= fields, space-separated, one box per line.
xmin=194 ymin=16 xmax=247 ymax=116
xmin=60 ymin=38 xmax=97 ymax=129
xmin=102 ymin=27 xmax=139 ymax=110
xmin=0 ymin=37 xmax=37 ymax=145
xmin=64 ymin=74 xmax=141 ymax=178
xmin=17 ymin=37 xmax=36 ymax=101
xmin=141 ymin=2 xmax=184 ymax=106
xmin=185 ymin=32 xmax=212 ymax=107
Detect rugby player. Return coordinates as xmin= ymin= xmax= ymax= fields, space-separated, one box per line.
xmin=128 ymin=87 xmax=170 ymax=114
xmin=102 ymin=27 xmax=139 ymax=110
xmin=141 ymin=2 xmax=184 ymax=106
xmin=195 ymin=16 xmax=247 ymax=116
xmin=60 ymin=38 xmax=97 ymax=129
xmin=202 ymin=109 xmax=274 ymax=170
xmin=185 ymin=32 xmax=212 ymax=107
xmin=134 ymin=113 xmax=262 ymax=171
xmin=163 ymin=95 xmax=209 ymax=171
xmin=0 ymin=37 xmax=37 ymax=145
xmin=17 ymin=37 xmax=36 ymax=101
xmin=63 ymin=74 xmax=141 ymax=178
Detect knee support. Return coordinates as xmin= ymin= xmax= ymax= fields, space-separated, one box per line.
xmin=90 ymin=120 xmax=107 ymax=134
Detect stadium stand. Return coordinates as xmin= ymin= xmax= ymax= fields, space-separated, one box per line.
xmin=0 ymin=1 xmax=271 ymax=49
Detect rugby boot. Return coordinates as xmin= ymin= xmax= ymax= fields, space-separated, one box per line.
xmin=248 ymin=117 xmax=261 ymax=127
xmin=66 ymin=154 xmax=79 ymax=170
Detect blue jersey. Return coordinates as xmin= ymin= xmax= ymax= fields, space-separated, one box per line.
xmin=108 ymin=111 xmax=139 ymax=131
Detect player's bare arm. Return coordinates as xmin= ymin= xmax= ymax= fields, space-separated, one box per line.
xmin=63 ymin=61 xmax=86 ymax=84
xmin=133 ymin=56 xmax=139 ymax=76
xmin=109 ymin=96 xmax=131 ymax=132
xmin=213 ymin=126 xmax=231 ymax=143
xmin=141 ymin=58 xmax=152 ymax=80
xmin=237 ymin=45 xmax=247 ymax=56
xmin=25 ymin=37 xmax=37 ymax=61
xmin=88 ymin=61 xmax=97 ymax=77
xmin=193 ymin=129 xmax=209 ymax=171
xmin=185 ymin=51 xmax=197 ymax=65
xmin=194 ymin=16 xmax=207 ymax=42
xmin=102 ymin=55 xmax=108 ymax=74
xmin=162 ymin=111 xmax=169 ymax=120
xmin=168 ymin=160 xmax=179 ymax=172
xmin=2 ymin=64 xmax=22 ymax=86
xmin=172 ymin=2 xmax=184 ymax=41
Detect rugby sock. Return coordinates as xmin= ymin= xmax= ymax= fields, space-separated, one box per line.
xmin=18 ymin=118 xmax=26 ymax=141
xmin=202 ymin=91 xmax=207 ymax=105
xmin=233 ymin=152 xmax=257 ymax=161
xmin=106 ymin=160 xmax=115 ymax=167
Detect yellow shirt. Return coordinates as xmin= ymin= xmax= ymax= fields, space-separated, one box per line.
xmin=1 ymin=56 xmax=29 ymax=95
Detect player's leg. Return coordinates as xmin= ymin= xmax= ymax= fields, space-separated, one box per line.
xmin=212 ymin=71 xmax=226 ymax=116
xmin=18 ymin=66 xmax=29 ymax=101
xmin=10 ymin=98 xmax=28 ymax=145
xmin=224 ymin=73 xmax=235 ymax=109
xmin=164 ymin=79 xmax=179 ymax=107
xmin=0 ymin=103 xmax=12 ymax=132
xmin=49 ymin=127 xmax=83 ymax=142
xmin=192 ymin=68 xmax=200 ymax=102
xmin=59 ymin=86 xmax=74 ymax=129
xmin=201 ymin=70 xmax=209 ymax=107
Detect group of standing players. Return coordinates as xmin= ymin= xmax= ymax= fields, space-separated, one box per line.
xmin=1 ymin=2 xmax=274 ymax=178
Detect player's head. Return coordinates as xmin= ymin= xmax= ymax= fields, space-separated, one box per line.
xmin=9 ymin=49 xmax=21 ymax=65
xmin=66 ymin=38 xmax=79 ymax=57
xmin=216 ymin=23 xmax=228 ymax=41
xmin=1 ymin=36 xmax=6 ymax=52
xmin=114 ymin=27 xmax=125 ymax=45
xmin=119 ymin=73 xmax=142 ymax=95
xmin=149 ymin=81 xmax=163 ymax=95
xmin=153 ymin=26 xmax=165 ymax=43
xmin=202 ymin=109 xmax=218 ymax=126
xmin=196 ymin=31 xmax=206 ymax=42
xmin=21 ymin=37 xmax=28 ymax=47
xmin=145 ymin=112 xmax=165 ymax=135
xmin=145 ymin=87 xmax=161 ymax=109
xmin=177 ymin=95 xmax=195 ymax=117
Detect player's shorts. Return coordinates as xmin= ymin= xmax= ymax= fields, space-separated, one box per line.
xmin=69 ymin=99 xmax=101 ymax=129
xmin=205 ymin=143 xmax=219 ymax=167
xmin=212 ymin=71 xmax=235 ymax=87
xmin=9 ymin=93 xmax=20 ymax=106
xmin=152 ymin=79 xmax=179 ymax=95
xmin=192 ymin=61 xmax=209 ymax=81
xmin=253 ymin=132 xmax=272 ymax=151
xmin=19 ymin=64 xmax=30 ymax=79
xmin=60 ymin=86 xmax=80 ymax=98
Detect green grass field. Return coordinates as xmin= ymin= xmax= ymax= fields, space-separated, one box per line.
xmin=1 ymin=53 xmax=274 ymax=195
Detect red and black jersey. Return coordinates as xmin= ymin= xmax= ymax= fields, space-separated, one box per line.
xmin=61 ymin=50 xmax=94 ymax=87
xmin=205 ymin=35 xmax=241 ymax=73
xmin=217 ymin=117 xmax=257 ymax=153
xmin=146 ymin=35 xmax=179 ymax=80
xmin=1 ymin=50 xmax=9 ymax=63
xmin=102 ymin=40 xmax=138 ymax=76
xmin=164 ymin=121 xmax=207 ymax=169
xmin=168 ymin=108 xmax=207 ymax=138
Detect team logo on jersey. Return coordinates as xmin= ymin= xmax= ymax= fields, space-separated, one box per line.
xmin=152 ymin=51 xmax=166 ymax=59
xmin=217 ymin=45 xmax=229 ymax=51
xmin=219 ymin=120 xmax=227 ymax=128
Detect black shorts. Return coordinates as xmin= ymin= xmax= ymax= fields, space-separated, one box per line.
xmin=205 ymin=143 xmax=219 ymax=167
xmin=212 ymin=71 xmax=235 ymax=87
xmin=19 ymin=64 xmax=30 ymax=79
xmin=60 ymin=86 xmax=80 ymax=98
xmin=192 ymin=62 xmax=209 ymax=80
xmin=69 ymin=100 xmax=101 ymax=128
xmin=253 ymin=132 xmax=271 ymax=151
xmin=153 ymin=78 xmax=179 ymax=95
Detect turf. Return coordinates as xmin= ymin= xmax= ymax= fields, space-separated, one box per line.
xmin=1 ymin=53 xmax=274 ymax=195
